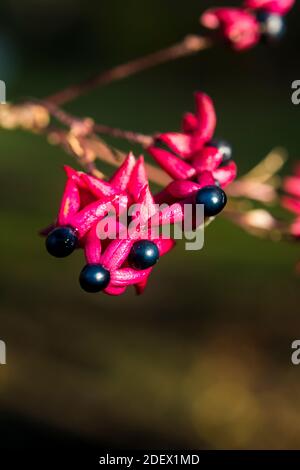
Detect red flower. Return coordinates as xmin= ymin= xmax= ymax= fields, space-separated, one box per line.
xmin=148 ymin=92 xmax=237 ymax=204
xmin=56 ymin=154 xmax=136 ymax=238
xmin=244 ymin=0 xmax=295 ymax=15
xmin=201 ymin=8 xmax=260 ymax=51
xmin=200 ymin=0 xmax=294 ymax=50
xmin=154 ymin=92 xmax=216 ymax=160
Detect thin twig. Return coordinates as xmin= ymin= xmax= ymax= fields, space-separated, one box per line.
xmin=40 ymin=100 xmax=154 ymax=147
xmin=93 ymin=123 xmax=153 ymax=147
xmin=46 ymin=35 xmax=212 ymax=105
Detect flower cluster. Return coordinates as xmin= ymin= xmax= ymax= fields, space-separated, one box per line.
xmin=148 ymin=92 xmax=237 ymax=217
xmin=44 ymin=153 xmax=176 ymax=296
xmin=44 ymin=91 xmax=236 ymax=296
xmin=282 ymin=163 xmax=300 ymax=237
xmin=201 ymin=0 xmax=295 ymax=50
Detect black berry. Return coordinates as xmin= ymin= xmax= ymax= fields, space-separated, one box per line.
xmin=209 ymin=139 xmax=232 ymax=164
xmin=79 ymin=264 xmax=110 ymax=293
xmin=195 ymin=185 xmax=227 ymax=217
xmin=129 ymin=240 xmax=160 ymax=270
xmin=46 ymin=226 xmax=78 ymax=258
xmin=257 ymin=11 xmax=286 ymax=42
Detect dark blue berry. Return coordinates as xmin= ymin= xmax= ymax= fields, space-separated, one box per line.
xmin=79 ymin=264 xmax=110 ymax=293
xmin=257 ymin=11 xmax=286 ymax=42
xmin=46 ymin=226 xmax=78 ymax=258
xmin=129 ymin=240 xmax=160 ymax=270
xmin=195 ymin=185 xmax=227 ymax=217
xmin=209 ymin=139 xmax=232 ymax=164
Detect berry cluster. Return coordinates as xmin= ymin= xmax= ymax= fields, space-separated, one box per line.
xmin=44 ymin=92 xmax=235 ymax=295
xmin=201 ymin=0 xmax=294 ymax=50
xmin=147 ymin=92 xmax=236 ymax=217
xmin=45 ymin=154 xmax=176 ymax=296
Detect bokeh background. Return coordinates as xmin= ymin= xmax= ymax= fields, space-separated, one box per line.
xmin=0 ymin=0 xmax=300 ymax=450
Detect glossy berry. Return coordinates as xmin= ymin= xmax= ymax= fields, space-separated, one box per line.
xmin=46 ymin=226 xmax=78 ymax=258
xmin=195 ymin=185 xmax=227 ymax=217
xmin=129 ymin=240 xmax=160 ymax=270
xmin=209 ymin=139 xmax=232 ymax=164
xmin=257 ymin=11 xmax=286 ymax=42
xmin=79 ymin=264 xmax=110 ymax=293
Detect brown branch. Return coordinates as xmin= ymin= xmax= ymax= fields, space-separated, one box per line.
xmin=46 ymin=35 xmax=212 ymax=106
xmin=93 ymin=123 xmax=153 ymax=147
xmin=40 ymin=100 xmax=154 ymax=147
xmin=17 ymin=99 xmax=168 ymax=184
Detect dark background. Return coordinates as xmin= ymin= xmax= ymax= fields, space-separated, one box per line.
xmin=0 ymin=0 xmax=300 ymax=450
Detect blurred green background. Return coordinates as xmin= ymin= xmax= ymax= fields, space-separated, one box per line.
xmin=0 ymin=0 xmax=300 ymax=450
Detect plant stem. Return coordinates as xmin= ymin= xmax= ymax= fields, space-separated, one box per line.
xmin=46 ymin=35 xmax=212 ymax=105
xmin=93 ymin=123 xmax=153 ymax=147
xmin=41 ymin=100 xmax=154 ymax=147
